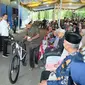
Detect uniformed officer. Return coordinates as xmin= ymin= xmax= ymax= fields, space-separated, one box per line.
xmin=39 ymin=32 xmax=85 ymax=85
xmin=24 ymin=21 xmax=40 ymax=69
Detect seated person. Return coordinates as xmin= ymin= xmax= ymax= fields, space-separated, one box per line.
xmin=45 ymin=32 xmax=85 ymax=73
xmin=46 ymin=26 xmax=53 ymax=35
xmin=39 ymin=32 xmax=85 ymax=85
xmin=38 ymin=27 xmax=55 ymax=60
xmin=79 ymin=35 xmax=85 ymax=49
xmin=38 ymin=29 xmax=65 ymax=68
xmin=45 ymin=29 xmax=65 ymax=56
xmin=44 ymin=26 xmax=55 ymax=41
xmin=42 ymin=29 xmax=66 ymax=71
xmin=45 ymin=48 xmax=68 ymax=71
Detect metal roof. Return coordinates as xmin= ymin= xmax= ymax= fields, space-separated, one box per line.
xmin=1 ymin=0 xmax=85 ymax=10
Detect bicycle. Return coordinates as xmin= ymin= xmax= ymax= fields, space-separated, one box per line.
xmin=8 ymin=36 xmax=27 ymax=84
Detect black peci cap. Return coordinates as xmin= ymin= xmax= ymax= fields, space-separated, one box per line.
xmin=65 ymin=32 xmax=82 ymax=44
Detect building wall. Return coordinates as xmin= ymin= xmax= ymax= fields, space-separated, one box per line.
xmin=0 ymin=3 xmax=18 ymax=28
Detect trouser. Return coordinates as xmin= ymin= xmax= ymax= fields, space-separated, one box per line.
xmin=13 ymin=25 xmax=16 ymax=33
xmin=0 ymin=36 xmax=2 ymax=51
xmin=29 ymin=47 xmax=39 ymax=68
xmin=2 ymin=36 xmax=8 ymax=56
xmin=26 ymin=41 xmax=40 ymax=68
xmin=13 ymin=26 xmax=16 ymax=33
xmin=40 ymin=71 xmax=51 ymax=82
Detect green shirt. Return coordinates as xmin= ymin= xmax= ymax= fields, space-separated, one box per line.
xmin=27 ymin=24 xmax=40 ymax=38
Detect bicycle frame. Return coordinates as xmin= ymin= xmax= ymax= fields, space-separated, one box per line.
xmin=9 ymin=34 xmax=27 ymax=84
xmin=11 ymin=41 xmax=26 ymax=61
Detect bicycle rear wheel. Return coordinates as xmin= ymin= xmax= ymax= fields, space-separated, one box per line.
xmin=9 ymin=55 xmax=20 ymax=84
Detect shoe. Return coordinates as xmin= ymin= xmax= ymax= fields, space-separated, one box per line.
xmin=7 ymin=53 xmax=10 ymax=55
xmin=29 ymin=68 xmax=33 ymax=71
xmin=40 ymin=66 xmax=45 ymax=70
xmin=2 ymin=55 xmax=8 ymax=58
xmin=35 ymin=64 xmax=38 ymax=68
xmin=4 ymin=53 xmax=10 ymax=56
xmin=0 ymin=49 xmax=2 ymax=52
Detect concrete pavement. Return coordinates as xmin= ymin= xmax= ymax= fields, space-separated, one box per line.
xmin=0 ymin=52 xmax=42 ymax=85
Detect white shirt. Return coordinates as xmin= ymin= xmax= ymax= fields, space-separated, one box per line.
xmin=0 ymin=19 xmax=9 ymax=36
xmin=53 ymin=36 xmax=59 ymax=48
xmin=0 ymin=21 xmax=1 ymax=35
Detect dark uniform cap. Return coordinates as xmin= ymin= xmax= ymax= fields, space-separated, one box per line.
xmin=65 ymin=32 xmax=82 ymax=44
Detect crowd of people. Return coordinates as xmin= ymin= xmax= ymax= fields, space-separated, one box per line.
xmin=21 ymin=17 xmax=85 ymax=85
xmin=39 ymin=32 xmax=85 ymax=85
xmin=37 ymin=18 xmax=85 ymax=85
xmin=0 ymin=13 xmax=85 ymax=85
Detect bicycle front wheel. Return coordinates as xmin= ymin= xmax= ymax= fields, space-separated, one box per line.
xmin=9 ymin=55 xmax=20 ymax=84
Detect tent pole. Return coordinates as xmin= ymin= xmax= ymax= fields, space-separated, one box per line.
xmin=53 ymin=4 xmax=56 ymax=22
xmin=0 ymin=0 xmax=1 ymax=16
xmin=17 ymin=0 xmax=20 ymax=32
xmin=58 ymin=0 xmax=62 ymax=29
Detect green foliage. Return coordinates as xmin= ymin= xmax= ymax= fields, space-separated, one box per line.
xmin=75 ymin=8 xmax=85 ymax=19
xmin=63 ymin=10 xmax=73 ymax=18
xmin=32 ymin=7 xmax=85 ymax=21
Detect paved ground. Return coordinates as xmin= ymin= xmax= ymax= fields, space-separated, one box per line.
xmin=0 ymin=29 xmax=46 ymax=85
xmin=0 ymin=52 xmax=43 ymax=85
